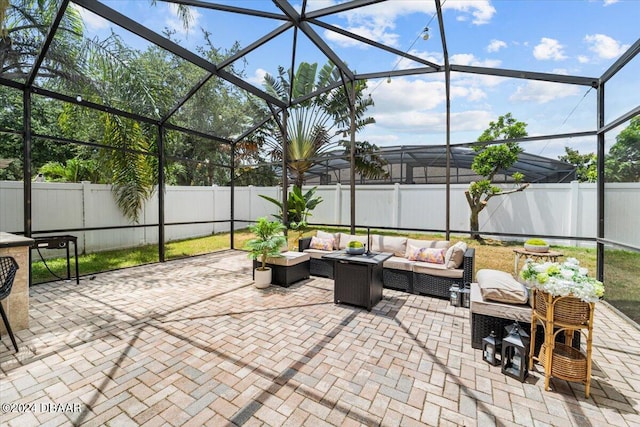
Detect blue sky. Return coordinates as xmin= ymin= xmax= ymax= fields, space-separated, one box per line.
xmin=77 ymin=0 xmax=639 ymax=160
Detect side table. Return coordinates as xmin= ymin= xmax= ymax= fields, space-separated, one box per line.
xmin=322 ymin=251 xmax=392 ymax=311
xmin=513 ymin=248 xmax=563 ymax=276
xmin=529 ymin=289 xmax=595 ymax=398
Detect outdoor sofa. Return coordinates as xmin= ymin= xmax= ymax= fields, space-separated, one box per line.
xmin=298 ymin=231 xmax=475 ymax=299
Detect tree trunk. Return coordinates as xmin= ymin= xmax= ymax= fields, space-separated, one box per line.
xmin=470 ymin=206 xmax=481 ymax=240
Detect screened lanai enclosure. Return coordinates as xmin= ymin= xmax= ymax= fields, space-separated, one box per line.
xmin=0 ymin=1 xmax=639 ymax=320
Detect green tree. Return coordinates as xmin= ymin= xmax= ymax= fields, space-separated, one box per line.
xmin=558 ymin=147 xmax=597 ymax=182
xmin=1 ymin=0 xmax=85 ymax=82
xmin=262 ymin=61 xmax=387 ymax=188
xmin=38 ymin=157 xmax=101 ymax=183
xmin=605 ymin=117 xmax=640 ymax=182
xmin=465 ymin=113 xmax=529 ymax=240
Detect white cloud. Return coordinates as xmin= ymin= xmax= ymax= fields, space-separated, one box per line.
xmin=371 ymin=78 xmax=445 ymax=114
xmin=166 ymin=3 xmax=201 ymax=36
xmin=510 ymin=80 xmax=580 ymax=104
xmin=368 ymin=109 xmax=494 ymax=138
xmin=577 ymin=55 xmax=589 ymax=64
xmin=247 ymin=68 xmax=268 ymax=86
xmin=452 ymin=86 xmax=487 ymax=102
xmin=395 ymin=49 xmax=443 ymax=70
xmin=444 ymin=0 xmax=496 ymax=25
xmin=449 ymin=54 xmax=501 ymax=68
xmin=604 ymin=0 xmax=619 ymax=5
xmin=584 ymin=34 xmax=630 ymax=60
xmin=487 ymin=39 xmax=507 ymax=53
xmin=323 ymin=0 xmax=496 ymax=50
xmin=73 ymin=5 xmax=109 ymax=30
xmin=367 ymin=77 xmax=489 ymax=127
xmin=533 ymin=38 xmax=567 ymax=61
xmin=323 ymin=24 xmax=400 ymax=49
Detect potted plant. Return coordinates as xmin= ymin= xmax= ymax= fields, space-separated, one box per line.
xmin=245 ymin=217 xmax=287 ymax=289
xmin=524 ymin=238 xmax=549 ymax=253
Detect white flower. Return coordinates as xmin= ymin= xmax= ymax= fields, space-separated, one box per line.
xmin=520 ymin=259 xmax=603 ymax=303
xmin=561 ymin=270 xmax=574 ymax=280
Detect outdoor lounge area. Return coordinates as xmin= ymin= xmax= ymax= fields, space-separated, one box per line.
xmin=1 ymin=0 xmax=639 ymax=426
xmin=1 ymin=250 xmax=639 ymax=426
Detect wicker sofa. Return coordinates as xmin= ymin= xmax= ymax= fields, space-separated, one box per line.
xmin=298 ymin=232 xmax=475 ymax=299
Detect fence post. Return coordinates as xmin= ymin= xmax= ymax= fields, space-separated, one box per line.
xmin=335 ymin=183 xmax=342 ymax=225
xmin=570 ymin=181 xmax=580 ymax=246
xmin=249 ymin=185 xmax=255 ymax=223
xmin=393 ymin=183 xmax=400 ymax=229
xmin=211 ymin=184 xmax=217 ymax=235
xmin=81 ymin=181 xmax=90 ymax=254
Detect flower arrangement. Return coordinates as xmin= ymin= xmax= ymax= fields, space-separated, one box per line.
xmin=520 ymin=257 xmax=604 ymax=303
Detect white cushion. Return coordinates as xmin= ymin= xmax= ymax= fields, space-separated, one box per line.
xmin=370 ymin=234 xmax=407 ymax=256
xmin=383 ymin=256 xmax=414 ymax=272
xmin=477 ymin=269 xmax=529 ymax=305
xmin=337 ymin=233 xmax=368 ymax=250
xmin=265 ymin=251 xmax=310 ymax=266
xmin=303 ymin=248 xmax=332 ymax=259
xmin=413 ymin=261 xmax=463 ymax=279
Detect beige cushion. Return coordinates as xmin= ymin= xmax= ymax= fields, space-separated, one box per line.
xmin=470 ymin=283 xmax=531 ymax=323
xmin=405 ymin=239 xmax=449 ymax=257
xmin=383 ymin=256 xmax=414 ymax=272
xmin=444 ymin=241 xmax=467 ymax=269
xmin=317 ymin=230 xmax=338 ymax=250
xmin=265 ymin=251 xmax=310 ymax=266
xmin=337 ymin=233 xmax=368 ymax=250
xmin=413 ymin=261 xmax=463 ymax=279
xmin=477 ymin=269 xmax=529 ymax=305
xmin=370 ymin=234 xmax=407 ymax=256
xmin=303 ymin=248 xmax=332 ymax=259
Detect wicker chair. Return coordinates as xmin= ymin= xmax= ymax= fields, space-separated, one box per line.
xmin=0 ymin=256 xmax=19 ymax=352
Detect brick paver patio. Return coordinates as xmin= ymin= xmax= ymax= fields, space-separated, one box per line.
xmin=1 ymin=250 xmax=639 ymax=426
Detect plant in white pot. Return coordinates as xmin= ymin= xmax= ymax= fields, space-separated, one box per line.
xmin=245 ymin=217 xmax=287 ymax=289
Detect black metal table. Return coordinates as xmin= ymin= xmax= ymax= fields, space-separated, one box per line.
xmin=322 ymin=251 xmax=392 ymax=311
xmin=33 ymin=235 xmax=79 ymax=284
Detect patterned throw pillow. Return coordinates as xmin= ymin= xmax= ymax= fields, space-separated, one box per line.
xmin=406 ymin=244 xmax=446 ymax=264
xmin=309 ymin=236 xmax=334 ymax=251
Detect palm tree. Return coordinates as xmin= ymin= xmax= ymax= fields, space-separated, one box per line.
xmin=2 ymin=0 xmax=191 ymax=223
xmin=262 ymin=61 xmax=387 ymax=187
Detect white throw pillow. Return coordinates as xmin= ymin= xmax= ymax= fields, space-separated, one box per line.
xmin=444 ymin=241 xmax=467 ymax=269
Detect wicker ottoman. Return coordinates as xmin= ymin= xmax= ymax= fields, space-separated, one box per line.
xmin=470 ymin=282 xmax=537 ymax=348
xmin=253 ymin=251 xmax=310 ymax=287
xmin=469 ymin=283 xmax=579 ymax=353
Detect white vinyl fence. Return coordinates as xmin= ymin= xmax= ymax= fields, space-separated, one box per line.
xmin=1 ymin=181 xmax=638 ymax=254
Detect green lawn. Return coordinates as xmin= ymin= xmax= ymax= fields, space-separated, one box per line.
xmin=31 ymin=227 xmax=639 ymax=324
